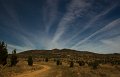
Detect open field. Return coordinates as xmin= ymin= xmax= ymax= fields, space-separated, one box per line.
xmin=0 ymin=59 xmax=120 ymax=77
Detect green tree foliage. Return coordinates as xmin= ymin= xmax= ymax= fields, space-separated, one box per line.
xmin=0 ymin=41 xmax=8 ymax=66
xmin=28 ymin=56 xmax=33 ymax=66
xmin=10 ymin=49 xmax=18 ymax=66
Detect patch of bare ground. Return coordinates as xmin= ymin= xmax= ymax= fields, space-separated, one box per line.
xmin=14 ymin=65 xmax=50 ymax=77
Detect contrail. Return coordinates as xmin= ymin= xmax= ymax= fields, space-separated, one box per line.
xmin=71 ymin=18 xmax=120 ymax=49
xmin=63 ymin=4 xmax=117 ymax=46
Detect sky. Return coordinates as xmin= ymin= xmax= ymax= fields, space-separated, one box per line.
xmin=0 ymin=0 xmax=120 ymax=54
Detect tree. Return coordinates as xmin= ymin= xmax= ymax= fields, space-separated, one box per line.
xmin=0 ymin=41 xmax=8 ymax=66
xmin=10 ymin=49 xmax=18 ymax=66
xmin=28 ymin=56 xmax=33 ymax=66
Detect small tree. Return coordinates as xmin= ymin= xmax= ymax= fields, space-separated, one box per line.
xmin=70 ymin=61 xmax=74 ymax=67
xmin=10 ymin=49 xmax=18 ymax=66
xmin=28 ymin=56 xmax=33 ymax=66
xmin=0 ymin=41 xmax=8 ymax=66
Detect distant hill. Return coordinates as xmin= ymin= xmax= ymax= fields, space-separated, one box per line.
xmin=18 ymin=49 xmax=120 ymax=60
xmin=18 ymin=49 xmax=97 ymax=58
xmin=19 ymin=48 xmax=96 ymax=55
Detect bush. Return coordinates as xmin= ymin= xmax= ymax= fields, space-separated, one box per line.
xmin=28 ymin=56 xmax=33 ymax=66
xmin=78 ymin=61 xmax=85 ymax=66
xmin=88 ymin=60 xmax=99 ymax=69
xmin=56 ymin=60 xmax=60 ymax=65
xmin=10 ymin=49 xmax=18 ymax=66
xmin=56 ymin=59 xmax=62 ymax=65
xmin=111 ymin=60 xmax=120 ymax=65
xmin=0 ymin=41 xmax=8 ymax=66
xmin=59 ymin=61 xmax=62 ymax=65
xmin=45 ymin=57 xmax=48 ymax=62
xmin=70 ymin=61 xmax=74 ymax=67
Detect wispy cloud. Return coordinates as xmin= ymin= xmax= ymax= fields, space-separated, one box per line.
xmin=43 ymin=0 xmax=60 ymax=34
xmin=63 ymin=4 xmax=117 ymax=46
xmin=100 ymin=35 xmax=120 ymax=53
xmin=7 ymin=43 xmax=33 ymax=53
xmin=51 ymin=0 xmax=91 ymax=45
xmin=0 ymin=0 xmax=39 ymax=50
xmin=71 ymin=18 xmax=120 ymax=49
xmin=0 ymin=0 xmax=120 ymax=53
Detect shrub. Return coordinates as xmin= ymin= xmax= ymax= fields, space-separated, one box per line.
xmin=111 ymin=60 xmax=120 ymax=65
xmin=56 ymin=60 xmax=60 ymax=65
xmin=88 ymin=60 xmax=99 ymax=69
xmin=45 ymin=57 xmax=48 ymax=62
xmin=59 ymin=61 xmax=62 ymax=65
xmin=0 ymin=41 xmax=8 ymax=66
xmin=28 ymin=56 xmax=33 ymax=66
xmin=70 ymin=61 xmax=74 ymax=67
xmin=10 ymin=49 xmax=18 ymax=66
xmin=56 ymin=59 xmax=62 ymax=65
xmin=78 ymin=61 xmax=85 ymax=66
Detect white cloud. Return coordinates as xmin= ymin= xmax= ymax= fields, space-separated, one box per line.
xmin=51 ymin=0 xmax=91 ymax=46
xmin=43 ymin=0 xmax=60 ymax=34
xmin=63 ymin=4 xmax=117 ymax=46
xmin=72 ymin=35 xmax=120 ymax=54
xmin=100 ymin=36 xmax=120 ymax=53
xmin=7 ymin=43 xmax=33 ymax=53
xmin=1 ymin=0 xmax=120 ymax=54
xmin=51 ymin=0 xmax=118 ymax=49
xmin=72 ymin=18 xmax=120 ymax=49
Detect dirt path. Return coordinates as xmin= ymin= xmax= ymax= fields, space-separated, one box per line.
xmin=14 ymin=65 xmax=51 ymax=77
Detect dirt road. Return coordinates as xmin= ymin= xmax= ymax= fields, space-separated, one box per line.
xmin=14 ymin=65 xmax=51 ymax=77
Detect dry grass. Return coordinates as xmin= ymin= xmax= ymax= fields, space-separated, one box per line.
xmin=0 ymin=60 xmax=120 ymax=77
xmin=0 ymin=60 xmax=43 ymax=77
xmin=41 ymin=62 xmax=120 ymax=77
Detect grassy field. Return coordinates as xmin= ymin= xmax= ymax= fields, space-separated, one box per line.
xmin=0 ymin=59 xmax=120 ymax=77
xmin=0 ymin=60 xmax=43 ymax=77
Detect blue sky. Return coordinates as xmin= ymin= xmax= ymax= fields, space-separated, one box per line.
xmin=0 ymin=0 xmax=120 ymax=53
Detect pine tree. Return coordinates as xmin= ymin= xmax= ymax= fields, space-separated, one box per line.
xmin=0 ymin=41 xmax=8 ymax=66
xmin=28 ymin=56 xmax=33 ymax=66
xmin=10 ymin=49 xmax=18 ymax=66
